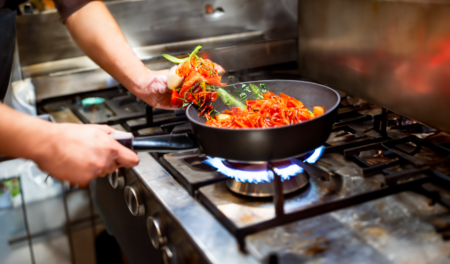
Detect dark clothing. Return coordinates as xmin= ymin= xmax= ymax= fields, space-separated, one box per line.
xmin=0 ymin=0 xmax=94 ymax=100
xmin=0 ymin=0 xmax=96 ymax=22
xmin=0 ymin=8 xmax=15 ymax=102
xmin=0 ymin=0 xmax=26 ymax=13
xmin=54 ymin=0 xmax=96 ymax=23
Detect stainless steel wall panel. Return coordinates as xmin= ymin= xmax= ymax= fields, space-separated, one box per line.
xmin=298 ymin=0 xmax=450 ymax=133
xmin=17 ymin=0 xmax=298 ymax=67
xmin=22 ymin=31 xmax=265 ymax=78
xmin=34 ymin=39 xmax=297 ymax=101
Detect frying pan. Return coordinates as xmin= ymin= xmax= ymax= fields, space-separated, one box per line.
xmin=116 ymin=80 xmax=340 ymax=162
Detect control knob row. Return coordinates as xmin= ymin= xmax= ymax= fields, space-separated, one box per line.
xmin=147 ymin=215 xmax=167 ymax=249
xmin=124 ymin=185 xmax=145 ymax=216
xmin=108 ymin=169 xmax=125 ymax=189
xmin=115 ymin=171 xmax=176 ymax=263
xmin=147 ymin=215 xmax=177 ymax=263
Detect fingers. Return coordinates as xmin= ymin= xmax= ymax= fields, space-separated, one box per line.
xmin=99 ymin=125 xmax=139 ymax=169
xmin=99 ymin=159 xmax=119 ymax=177
xmin=41 ymin=124 xmax=137 ymax=189
xmin=157 ymin=104 xmax=180 ymax=110
xmin=97 ymin=136 xmax=138 ymax=176
xmin=96 ymin=124 xmax=116 ymax=134
xmin=150 ymin=75 xmax=170 ymax=94
xmin=115 ymin=143 xmax=140 ymax=168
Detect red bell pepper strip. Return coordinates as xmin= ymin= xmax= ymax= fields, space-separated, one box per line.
xmin=205 ymin=92 xmax=325 ymax=129
xmin=164 ymin=46 xmax=226 ymax=109
xmin=171 ymin=89 xmax=183 ymax=108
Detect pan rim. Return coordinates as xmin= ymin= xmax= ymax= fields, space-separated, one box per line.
xmin=186 ymin=80 xmax=340 ymax=131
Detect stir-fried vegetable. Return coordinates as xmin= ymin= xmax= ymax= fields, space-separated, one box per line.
xmin=249 ymin=84 xmax=264 ymax=99
xmin=217 ymin=87 xmax=246 ymax=109
xmin=162 ymin=54 xmax=186 ymax=64
xmin=205 ymin=92 xmax=325 ymax=129
xmin=163 ymin=46 xmax=325 ymax=129
xmin=164 ymin=45 xmax=226 ymax=114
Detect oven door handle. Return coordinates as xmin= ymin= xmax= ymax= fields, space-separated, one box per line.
xmin=110 ymin=132 xmax=198 ymax=153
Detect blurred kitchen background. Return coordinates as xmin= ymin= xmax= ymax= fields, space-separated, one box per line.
xmin=0 ymin=158 xmax=102 ymax=264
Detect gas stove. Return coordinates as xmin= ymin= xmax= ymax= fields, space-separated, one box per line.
xmin=38 ymin=67 xmax=450 ymax=263
xmin=154 ymin=97 xmax=450 ymax=263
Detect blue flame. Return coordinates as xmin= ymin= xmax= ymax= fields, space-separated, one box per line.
xmin=202 ymin=158 xmax=271 ymax=183
xmin=203 ymin=146 xmax=325 ymax=183
xmin=305 ymin=146 xmax=324 ymax=164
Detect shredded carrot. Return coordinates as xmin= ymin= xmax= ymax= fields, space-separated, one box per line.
xmin=171 ymin=55 xmax=225 ymax=109
xmin=206 ymin=92 xmax=324 ymax=129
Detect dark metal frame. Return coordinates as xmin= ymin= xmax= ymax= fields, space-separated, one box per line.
xmin=19 ymin=176 xmax=36 ymax=264
xmin=196 ymin=109 xmax=450 ymax=251
xmin=344 ymin=135 xmax=450 ymax=177
xmin=159 ymin=156 xmax=228 ymax=196
xmin=7 ymin=182 xmax=100 ymax=264
xmin=199 ymin=156 xmax=450 ymax=251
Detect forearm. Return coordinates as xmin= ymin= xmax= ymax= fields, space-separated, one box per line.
xmin=0 ymin=103 xmax=53 ymax=161
xmin=65 ymin=1 xmax=149 ymax=97
xmin=0 ymin=103 xmax=139 ymax=186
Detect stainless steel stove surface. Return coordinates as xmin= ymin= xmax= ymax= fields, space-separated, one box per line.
xmin=38 ymin=71 xmax=450 ymax=264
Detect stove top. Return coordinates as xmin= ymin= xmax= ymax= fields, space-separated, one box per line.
xmin=155 ymin=93 xmax=450 ymax=262
xmin=39 ymin=64 xmax=450 ymax=263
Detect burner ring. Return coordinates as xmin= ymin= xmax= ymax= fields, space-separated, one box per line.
xmin=226 ymin=173 xmax=309 ymax=198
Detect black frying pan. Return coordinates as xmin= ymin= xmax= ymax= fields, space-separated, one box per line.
xmin=116 ymin=80 xmax=340 ymax=162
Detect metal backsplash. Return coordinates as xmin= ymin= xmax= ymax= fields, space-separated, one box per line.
xmin=16 ymin=0 xmax=298 ymax=67
xmin=298 ymin=0 xmax=450 ymax=133
xmin=33 ymin=39 xmax=297 ymax=101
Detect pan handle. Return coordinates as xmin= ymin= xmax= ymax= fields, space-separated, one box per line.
xmin=110 ymin=132 xmax=198 ymax=153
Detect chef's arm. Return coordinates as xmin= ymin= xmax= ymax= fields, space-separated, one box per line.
xmin=0 ymin=103 xmax=139 ymax=187
xmin=65 ymin=1 xmax=173 ymax=109
xmin=0 ymin=103 xmax=52 ymax=162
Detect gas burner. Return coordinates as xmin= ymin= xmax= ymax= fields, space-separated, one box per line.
xmin=203 ymin=147 xmax=324 ymax=197
xmin=225 ymin=171 xmax=308 ymax=197
xmin=224 ymin=159 xmax=309 ymax=197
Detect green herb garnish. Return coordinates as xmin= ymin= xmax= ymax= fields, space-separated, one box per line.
xmin=249 ymin=84 xmax=264 ymax=99
xmin=188 ymin=45 xmax=202 ymax=68
xmin=190 ymin=87 xmax=198 ymax=101
xmin=216 ymin=87 xmax=246 ymax=109
xmin=161 ymin=54 xmax=185 ymax=64
xmin=162 ymin=45 xmax=203 ymax=65
xmin=259 ymin=83 xmax=267 ymax=93
xmin=235 ymin=91 xmax=247 ymax=100
xmin=242 ymin=84 xmax=251 ymax=93
xmin=209 ymin=105 xmax=220 ymax=118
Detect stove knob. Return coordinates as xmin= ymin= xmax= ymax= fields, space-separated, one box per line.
xmin=124 ymin=185 xmax=145 ymax=216
xmin=161 ymin=245 xmax=177 ymax=264
xmin=108 ymin=169 xmax=125 ymax=189
xmin=147 ymin=215 xmax=167 ymax=249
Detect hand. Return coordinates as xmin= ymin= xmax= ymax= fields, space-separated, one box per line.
xmin=135 ymin=65 xmax=225 ymax=110
xmin=138 ymin=69 xmax=178 ymax=110
xmin=35 ymin=124 xmax=139 ymax=187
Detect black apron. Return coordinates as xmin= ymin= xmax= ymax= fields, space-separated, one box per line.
xmin=0 ymin=8 xmax=16 ymax=102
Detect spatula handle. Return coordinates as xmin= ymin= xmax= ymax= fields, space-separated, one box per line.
xmin=110 ymin=132 xmax=134 ymax=150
